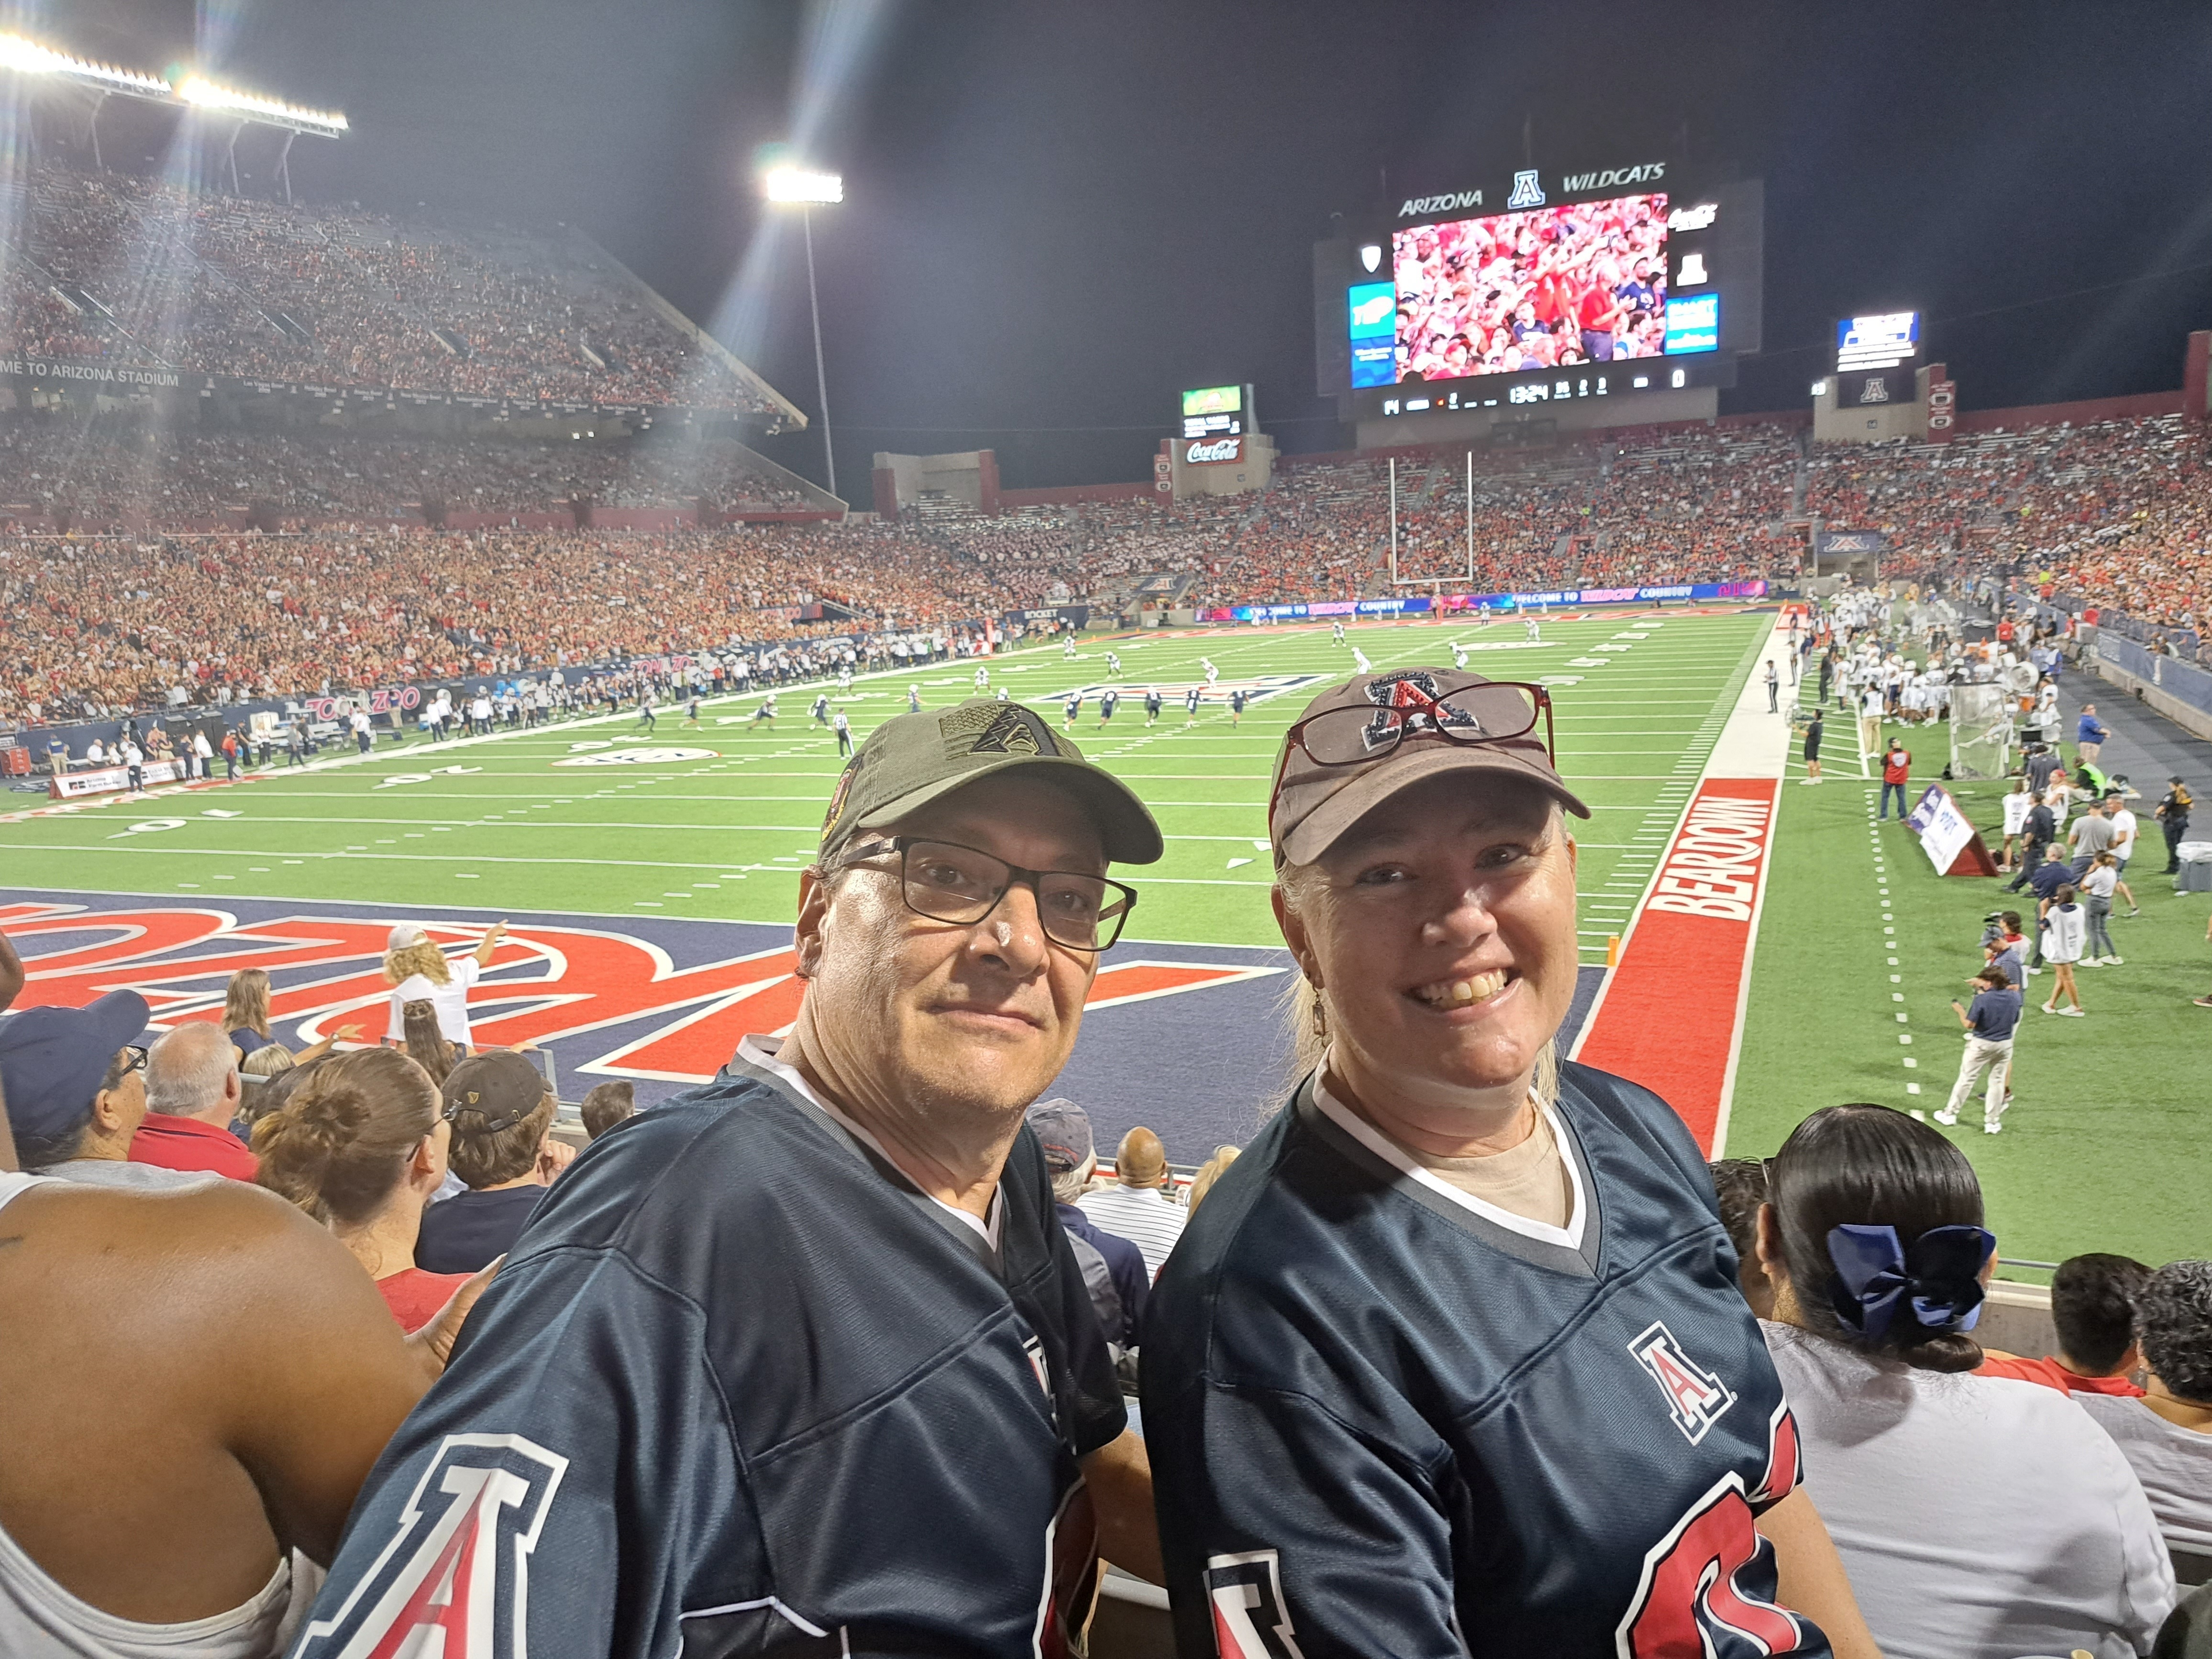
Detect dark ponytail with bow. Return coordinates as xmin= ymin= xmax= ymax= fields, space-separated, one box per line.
xmin=1770 ymin=1103 xmax=1993 ymax=1373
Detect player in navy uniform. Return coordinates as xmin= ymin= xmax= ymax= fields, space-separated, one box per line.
xmin=1183 ymin=685 xmax=1202 ymax=724
xmin=1143 ymin=667 xmax=1878 ymax=1659
xmin=1098 ymin=686 xmax=1119 ymax=728
xmin=1064 ymin=689 xmax=1083 ymax=731
xmin=812 ymin=691 xmax=832 ymax=727
xmin=1145 ymin=687 xmax=1163 ymax=727
xmin=297 ymin=702 xmax=1167 ymax=1658
xmin=1228 ymin=688 xmax=1247 ymax=727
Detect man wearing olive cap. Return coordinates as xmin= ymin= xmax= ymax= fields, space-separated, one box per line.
xmin=302 ymin=700 xmax=1167 ymax=1656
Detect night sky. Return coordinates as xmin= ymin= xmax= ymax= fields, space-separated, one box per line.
xmin=35 ymin=0 xmax=2212 ymax=489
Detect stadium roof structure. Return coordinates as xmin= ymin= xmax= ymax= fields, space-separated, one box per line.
xmin=0 ymin=29 xmax=346 ymax=200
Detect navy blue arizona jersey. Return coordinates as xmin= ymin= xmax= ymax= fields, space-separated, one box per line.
xmin=1065 ymin=694 xmax=1083 ymax=717
xmin=1184 ymin=688 xmax=1202 ymax=712
xmin=1146 ymin=693 xmax=1163 ymax=715
xmin=296 ymin=1044 xmax=1124 ymax=1659
xmin=1228 ymin=691 xmax=1247 ymax=713
xmin=1141 ymin=1062 xmax=1827 ymax=1659
xmin=1100 ymin=690 xmax=1119 ymax=717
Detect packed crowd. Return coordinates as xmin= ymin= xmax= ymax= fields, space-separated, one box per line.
xmin=3 ymin=165 xmax=781 ymax=412
xmin=19 ymin=406 xmax=2212 ymax=726
xmin=0 ymin=422 xmax=813 ymax=524
xmin=2 ymin=634 xmax=2209 ymax=1657
xmin=0 ymin=520 xmax=1011 ymax=723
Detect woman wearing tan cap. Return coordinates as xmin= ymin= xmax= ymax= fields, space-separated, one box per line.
xmin=1142 ymin=667 xmax=1878 ymax=1659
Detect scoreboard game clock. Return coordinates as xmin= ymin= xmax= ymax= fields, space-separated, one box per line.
xmin=1181 ymin=384 xmax=1253 ymax=439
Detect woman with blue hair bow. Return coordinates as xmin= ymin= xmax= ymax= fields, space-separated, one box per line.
xmin=1756 ymin=1103 xmax=2173 ymax=1659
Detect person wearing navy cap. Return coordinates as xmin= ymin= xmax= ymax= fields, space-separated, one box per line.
xmin=1029 ymin=1095 xmax=1149 ymax=1354
xmin=0 ymin=989 xmax=208 ymax=1191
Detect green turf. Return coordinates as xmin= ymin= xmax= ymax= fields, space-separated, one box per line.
xmin=15 ymin=606 xmax=2195 ymax=1263
xmin=0 ymin=610 xmax=1771 ymax=956
xmin=1728 ymin=677 xmax=2212 ymax=1271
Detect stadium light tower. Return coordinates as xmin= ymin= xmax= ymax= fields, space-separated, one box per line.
xmin=762 ymin=165 xmax=844 ymax=501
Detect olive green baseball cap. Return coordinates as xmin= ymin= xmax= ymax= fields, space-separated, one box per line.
xmin=818 ymin=700 xmax=1163 ymax=865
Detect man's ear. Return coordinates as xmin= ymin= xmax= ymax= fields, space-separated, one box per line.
xmin=794 ymin=868 xmax=832 ymax=981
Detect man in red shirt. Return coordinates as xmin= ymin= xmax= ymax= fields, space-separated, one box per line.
xmin=132 ymin=1022 xmax=257 ymax=1181
xmin=1979 ymin=1252 xmax=2149 ymax=1396
xmin=1879 ymin=736 xmax=1913 ymax=821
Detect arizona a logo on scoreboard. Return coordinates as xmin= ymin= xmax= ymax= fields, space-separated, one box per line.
xmin=295 ymin=1434 xmax=568 ymax=1659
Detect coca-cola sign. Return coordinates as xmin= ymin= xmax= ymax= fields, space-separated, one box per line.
xmin=1184 ymin=437 xmax=1243 ymax=465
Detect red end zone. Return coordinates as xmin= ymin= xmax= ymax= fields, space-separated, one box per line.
xmin=1572 ymin=777 xmax=1781 ymax=1154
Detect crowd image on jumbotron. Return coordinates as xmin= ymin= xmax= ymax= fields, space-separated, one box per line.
xmin=1394 ymin=192 xmax=1669 ymax=379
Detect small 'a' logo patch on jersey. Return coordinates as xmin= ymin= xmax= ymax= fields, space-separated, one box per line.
xmin=1204 ymin=1549 xmax=1305 ymax=1659
xmin=1629 ymin=1321 xmax=1739 ymax=1445
xmin=295 ymin=1433 xmax=568 ymax=1659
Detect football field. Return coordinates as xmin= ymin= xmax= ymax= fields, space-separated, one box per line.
xmin=8 ymin=608 xmax=2205 ymax=1269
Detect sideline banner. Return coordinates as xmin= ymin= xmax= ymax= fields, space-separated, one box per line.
xmin=1199 ymin=580 xmax=1766 ymax=624
xmin=1572 ymin=777 xmax=1781 ymax=1154
xmin=48 ymin=759 xmax=192 ymax=800
xmin=1905 ymin=784 xmax=1999 ymax=877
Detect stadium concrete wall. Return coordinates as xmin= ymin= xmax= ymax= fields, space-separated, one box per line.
xmin=2094 ymin=631 xmax=2212 ymax=742
xmin=996 ymin=482 xmax=1158 ymax=508
xmin=1950 ymin=389 xmax=2185 ymax=432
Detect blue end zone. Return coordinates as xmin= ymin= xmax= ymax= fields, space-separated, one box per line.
xmin=4 ymin=890 xmax=1608 ymax=1166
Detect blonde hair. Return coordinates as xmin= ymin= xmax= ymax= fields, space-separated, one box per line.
xmin=222 ymin=968 xmax=273 ymax=1041
xmin=1186 ymin=1145 xmax=1241 ymax=1214
xmin=1275 ymin=862 xmax=1559 ymax=1109
xmin=383 ymin=940 xmax=453 ymax=987
xmin=242 ymin=1043 xmax=296 ymax=1080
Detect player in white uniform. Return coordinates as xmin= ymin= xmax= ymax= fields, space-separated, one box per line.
xmin=1201 ymin=658 xmax=1220 ymax=687
xmin=1352 ymin=647 xmax=1372 ymax=675
xmin=1525 ymin=618 xmax=1541 ymax=642
xmin=974 ymin=664 xmax=990 ymax=691
xmin=1106 ymin=651 xmax=1122 ymax=677
xmin=1332 ymin=620 xmax=1346 ymax=644
xmin=1451 ymin=641 xmax=1470 ymax=670
xmin=1063 ymin=634 xmax=1078 ymax=660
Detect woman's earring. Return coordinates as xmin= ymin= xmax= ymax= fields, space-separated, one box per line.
xmin=1310 ymin=987 xmax=1328 ymax=1039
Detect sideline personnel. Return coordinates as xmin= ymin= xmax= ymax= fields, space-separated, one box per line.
xmin=298 ymin=699 xmax=1165 ymax=1656
xmin=1142 ymin=668 xmax=1878 ymax=1658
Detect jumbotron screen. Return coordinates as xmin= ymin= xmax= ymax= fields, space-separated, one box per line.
xmin=1355 ymin=192 xmax=1692 ymax=392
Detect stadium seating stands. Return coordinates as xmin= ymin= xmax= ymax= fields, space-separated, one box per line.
xmin=3 ymin=163 xmax=782 ymax=412
xmin=12 ymin=404 xmax=2212 ymax=725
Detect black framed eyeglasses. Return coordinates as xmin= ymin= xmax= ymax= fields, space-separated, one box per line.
xmin=837 ymin=837 xmax=1137 ymax=953
xmin=119 ymin=1045 xmax=149 ymax=1078
xmin=1283 ymin=679 xmax=1555 ymax=770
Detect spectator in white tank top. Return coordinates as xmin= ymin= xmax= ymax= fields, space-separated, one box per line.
xmin=0 ymin=982 xmax=492 ymax=1659
xmin=1756 ymin=1103 xmax=2172 ymax=1659
xmin=380 ymin=919 xmax=507 ymax=1047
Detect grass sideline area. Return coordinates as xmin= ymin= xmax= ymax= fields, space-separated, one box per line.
xmin=14 ymin=606 xmax=2201 ymax=1265
xmin=0 ymin=609 xmax=1769 ymax=956
xmin=1730 ymin=675 xmax=2212 ymax=1272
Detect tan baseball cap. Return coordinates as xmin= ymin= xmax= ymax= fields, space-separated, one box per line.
xmin=819 ymin=699 xmax=1162 ymax=866
xmin=1269 ymin=667 xmax=1589 ymax=866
